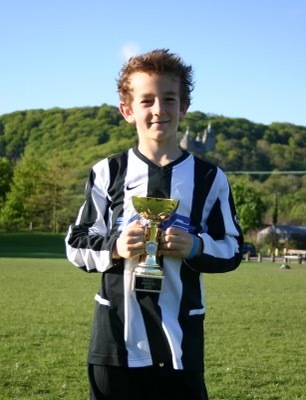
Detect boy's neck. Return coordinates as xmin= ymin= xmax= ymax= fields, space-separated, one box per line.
xmin=138 ymin=142 xmax=183 ymax=167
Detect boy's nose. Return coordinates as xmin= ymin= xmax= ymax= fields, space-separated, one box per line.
xmin=152 ymin=99 xmax=164 ymax=115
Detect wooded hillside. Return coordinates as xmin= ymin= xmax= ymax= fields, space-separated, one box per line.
xmin=0 ymin=105 xmax=305 ymax=233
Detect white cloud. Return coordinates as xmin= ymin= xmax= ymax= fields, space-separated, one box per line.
xmin=119 ymin=43 xmax=141 ymax=62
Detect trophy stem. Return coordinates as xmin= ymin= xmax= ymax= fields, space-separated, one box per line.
xmin=133 ymin=220 xmax=163 ymax=291
xmin=138 ymin=221 xmax=161 ymax=270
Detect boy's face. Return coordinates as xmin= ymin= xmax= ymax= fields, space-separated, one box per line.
xmin=120 ymin=72 xmax=187 ymax=143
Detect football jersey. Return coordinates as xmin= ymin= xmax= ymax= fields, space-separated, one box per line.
xmin=66 ymin=147 xmax=243 ymax=370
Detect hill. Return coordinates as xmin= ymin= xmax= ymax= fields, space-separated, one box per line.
xmin=0 ymin=105 xmax=305 ymax=232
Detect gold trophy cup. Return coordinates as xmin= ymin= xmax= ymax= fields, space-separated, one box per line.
xmin=132 ymin=196 xmax=179 ymax=293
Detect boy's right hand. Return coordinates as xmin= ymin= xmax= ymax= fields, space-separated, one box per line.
xmin=113 ymin=220 xmax=146 ymax=260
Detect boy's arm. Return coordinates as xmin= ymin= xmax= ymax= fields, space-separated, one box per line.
xmin=65 ymin=167 xmax=119 ymax=273
xmin=185 ymin=178 xmax=244 ymax=274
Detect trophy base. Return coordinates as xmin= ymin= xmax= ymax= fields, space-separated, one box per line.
xmin=132 ymin=272 xmax=164 ymax=293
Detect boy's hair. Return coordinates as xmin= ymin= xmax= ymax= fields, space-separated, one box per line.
xmin=117 ymin=49 xmax=194 ymax=110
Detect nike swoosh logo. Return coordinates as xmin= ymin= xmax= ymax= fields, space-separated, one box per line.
xmin=126 ymin=183 xmax=143 ymax=191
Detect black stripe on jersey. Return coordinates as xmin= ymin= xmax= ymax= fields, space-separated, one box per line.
xmin=192 ymin=158 xmax=226 ymax=240
xmin=147 ymin=165 xmax=172 ymax=198
xmin=145 ymin=152 xmax=190 ymax=199
xmin=228 ymin=188 xmax=242 ymax=235
xmin=133 ymin=147 xmax=189 ymax=199
xmin=136 ymin=156 xmax=173 ymax=364
xmin=179 ymin=265 xmax=204 ymax=370
xmin=80 ymin=169 xmax=98 ymax=226
xmin=190 ymin=157 xmax=218 ymax=235
xmin=206 ymin=198 xmax=226 ymax=240
xmin=68 ymin=169 xmax=104 ymax=255
xmin=178 ymin=156 xmax=214 ymax=369
xmin=99 ymin=263 xmax=128 ymax=365
xmin=108 ymin=152 xmax=128 ymax=198
xmin=136 ymin=292 xmax=172 ymax=364
xmin=107 ymin=152 xmax=128 ymax=234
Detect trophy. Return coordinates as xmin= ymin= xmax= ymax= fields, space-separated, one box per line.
xmin=131 ymin=196 xmax=179 ymax=293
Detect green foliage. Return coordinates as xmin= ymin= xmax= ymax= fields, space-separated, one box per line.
xmin=231 ymin=178 xmax=265 ymax=233
xmin=0 ymin=157 xmax=13 ymax=204
xmin=179 ymin=111 xmax=208 ymax=134
xmin=0 ymin=105 xmax=305 ymax=232
xmin=0 ymin=151 xmax=45 ymax=230
xmin=0 ymin=150 xmax=75 ymax=231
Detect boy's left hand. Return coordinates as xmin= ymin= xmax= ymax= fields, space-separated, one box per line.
xmin=158 ymin=227 xmax=201 ymax=258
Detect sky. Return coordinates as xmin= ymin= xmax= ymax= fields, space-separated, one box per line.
xmin=1 ymin=0 xmax=305 ymax=126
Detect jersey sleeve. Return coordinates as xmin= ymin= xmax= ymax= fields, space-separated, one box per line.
xmin=186 ymin=169 xmax=243 ymax=273
xmin=65 ymin=160 xmax=119 ymax=273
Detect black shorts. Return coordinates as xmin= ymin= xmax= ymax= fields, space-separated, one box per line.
xmin=88 ymin=363 xmax=208 ymax=400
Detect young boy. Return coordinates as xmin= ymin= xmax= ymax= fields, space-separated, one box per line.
xmin=65 ymin=49 xmax=243 ymax=400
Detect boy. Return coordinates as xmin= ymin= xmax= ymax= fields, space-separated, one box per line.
xmin=65 ymin=49 xmax=243 ymax=400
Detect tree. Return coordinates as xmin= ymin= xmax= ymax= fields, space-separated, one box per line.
xmin=0 ymin=151 xmax=45 ymax=230
xmin=25 ymin=158 xmax=74 ymax=232
xmin=0 ymin=157 xmax=13 ymax=204
xmin=231 ymin=179 xmax=265 ymax=233
xmin=0 ymin=150 xmax=73 ymax=231
xmin=272 ymin=192 xmax=278 ymax=225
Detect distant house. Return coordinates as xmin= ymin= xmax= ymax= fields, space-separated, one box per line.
xmin=179 ymin=123 xmax=216 ymax=154
xmin=257 ymin=225 xmax=306 ymax=249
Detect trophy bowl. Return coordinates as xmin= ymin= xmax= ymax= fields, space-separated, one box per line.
xmin=131 ymin=196 xmax=179 ymax=292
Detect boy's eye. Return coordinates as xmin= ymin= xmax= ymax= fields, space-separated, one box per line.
xmin=141 ymin=99 xmax=153 ymax=105
xmin=140 ymin=97 xmax=177 ymax=106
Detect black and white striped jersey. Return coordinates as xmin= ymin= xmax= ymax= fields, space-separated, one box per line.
xmin=66 ymin=147 xmax=243 ymax=371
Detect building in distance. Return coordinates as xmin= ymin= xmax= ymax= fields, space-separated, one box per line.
xmin=179 ymin=122 xmax=216 ymax=155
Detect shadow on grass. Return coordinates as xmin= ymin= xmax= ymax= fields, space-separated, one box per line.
xmin=0 ymin=232 xmax=66 ymax=258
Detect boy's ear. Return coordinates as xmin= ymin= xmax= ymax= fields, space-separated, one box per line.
xmin=119 ymin=102 xmax=135 ymax=124
xmin=180 ymin=104 xmax=189 ymax=119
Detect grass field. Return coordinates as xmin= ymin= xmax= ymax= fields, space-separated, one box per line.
xmin=0 ymin=233 xmax=305 ymax=399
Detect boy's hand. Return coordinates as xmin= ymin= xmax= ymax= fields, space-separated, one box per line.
xmin=159 ymin=227 xmax=202 ymax=259
xmin=113 ymin=220 xmax=145 ymax=259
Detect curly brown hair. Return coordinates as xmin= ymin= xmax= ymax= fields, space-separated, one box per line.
xmin=117 ymin=49 xmax=194 ymax=110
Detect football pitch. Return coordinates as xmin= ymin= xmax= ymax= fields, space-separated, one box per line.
xmin=0 ymin=237 xmax=305 ymax=399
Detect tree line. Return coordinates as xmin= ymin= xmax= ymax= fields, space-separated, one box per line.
xmin=0 ymin=104 xmax=305 ymax=235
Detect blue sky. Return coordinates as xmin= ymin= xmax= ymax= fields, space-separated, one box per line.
xmin=1 ymin=0 xmax=305 ymax=126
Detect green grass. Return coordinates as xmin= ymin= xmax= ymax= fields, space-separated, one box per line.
xmin=204 ymin=263 xmax=306 ymax=399
xmin=0 ymin=233 xmax=305 ymax=399
xmin=0 ymin=258 xmax=100 ymax=400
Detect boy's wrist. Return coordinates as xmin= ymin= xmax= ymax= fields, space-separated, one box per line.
xmin=186 ymin=235 xmax=203 ymax=259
